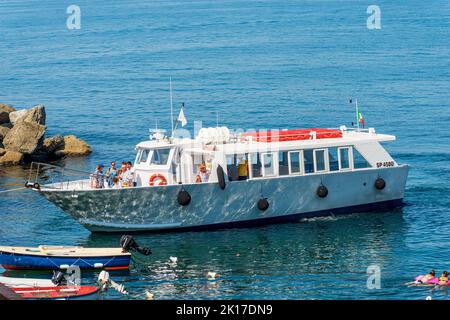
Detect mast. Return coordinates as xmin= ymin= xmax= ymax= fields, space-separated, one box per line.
xmin=170 ymin=77 xmax=174 ymax=136
xmin=355 ymin=99 xmax=360 ymax=132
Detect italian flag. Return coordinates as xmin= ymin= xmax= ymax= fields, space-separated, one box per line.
xmin=358 ymin=111 xmax=364 ymax=128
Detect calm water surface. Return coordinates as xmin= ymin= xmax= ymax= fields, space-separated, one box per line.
xmin=0 ymin=0 xmax=449 ymax=299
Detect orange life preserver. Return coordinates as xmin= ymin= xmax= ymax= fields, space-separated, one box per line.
xmin=149 ymin=174 xmax=167 ymax=186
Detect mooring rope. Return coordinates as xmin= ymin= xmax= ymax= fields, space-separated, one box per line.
xmin=0 ymin=187 xmax=27 ymax=194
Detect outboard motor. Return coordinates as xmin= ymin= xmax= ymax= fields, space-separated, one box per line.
xmin=51 ymin=271 xmax=67 ymax=286
xmin=120 ymin=235 xmax=152 ymax=256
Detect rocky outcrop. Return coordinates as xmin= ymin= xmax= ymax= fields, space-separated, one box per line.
xmin=54 ymin=135 xmax=92 ymax=157
xmin=42 ymin=135 xmax=64 ymax=154
xmin=9 ymin=105 xmax=46 ymax=125
xmin=0 ymin=151 xmax=24 ymax=166
xmin=3 ymin=121 xmax=46 ymax=154
xmin=0 ymin=126 xmax=10 ymax=140
xmin=0 ymin=104 xmax=16 ymax=124
xmin=0 ymin=104 xmax=91 ymax=166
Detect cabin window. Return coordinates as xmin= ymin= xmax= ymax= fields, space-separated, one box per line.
xmin=262 ymin=153 xmax=276 ymax=176
xmin=303 ymin=150 xmax=314 ymax=173
xmin=279 ymin=151 xmax=289 ymax=176
xmin=288 ymin=151 xmax=301 ymax=174
xmin=150 ymin=148 xmax=171 ymax=165
xmin=137 ymin=149 xmax=150 ymax=164
xmin=314 ymin=149 xmax=327 ymax=172
xmin=328 ymin=148 xmax=339 ymax=171
xmin=338 ymin=147 xmax=351 ymax=170
xmin=227 ymin=154 xmax=248 ymax=181
xmin=353 ymin=148 xmax=371 ymax=169
xmin=250 ymin=153 xmax=262 ymax=178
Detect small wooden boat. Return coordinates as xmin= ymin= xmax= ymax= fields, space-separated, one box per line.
xmin=0 ymin=275 xmax=55 ymax=288
xmin=11 ymin=285 xmax=99 ymax=300
xmin=0 ymin=246 xmax=131 ymax=270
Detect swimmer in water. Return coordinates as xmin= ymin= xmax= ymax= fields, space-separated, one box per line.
xmin=438 ymin=271 xmax=449 ymax=286
xmin=416 ymin=270 xmax=436 ymax=284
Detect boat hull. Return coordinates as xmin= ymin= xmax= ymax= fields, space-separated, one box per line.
xmin=0 ymin=252 xmax=131 ymax=270
xmin=39 ymin=166 xmax=409 ymax=232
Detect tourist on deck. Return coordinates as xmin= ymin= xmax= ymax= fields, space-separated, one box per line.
xmin=112 ymin=176 xmax=120 ymax=189
xmin=118 ymin=162 xmax=127 ymax=187
xmin=121 ymin=161 xmax=135 ymax=187
xmin=105 ymin=161 xmax=118 ymax=188
xmin=238 ymin=158 xmax=248 ymax=181
xmin=127 ymin=161 xmax=136 ymax=187
xmin=91 ymin=164 xmax=105 ymax=189
xmin=196 ymin=163 xmax=210 ymax=183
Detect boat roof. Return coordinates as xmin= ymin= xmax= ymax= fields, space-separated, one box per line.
xmin=0 ymin=246 xmax=131 ymax=257
xmin=135 ymin=127 xmax=396 ymax=154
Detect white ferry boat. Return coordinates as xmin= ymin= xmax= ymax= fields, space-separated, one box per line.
xmin=29 ymin=124 xmax=409 ymax=232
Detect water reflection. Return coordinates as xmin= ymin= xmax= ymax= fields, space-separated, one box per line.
xmin=79 ymin=211 xmax=408 ymax=299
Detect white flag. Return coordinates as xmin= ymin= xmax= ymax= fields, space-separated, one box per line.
xmin=178 ymin=107 xmax=187 ymax=127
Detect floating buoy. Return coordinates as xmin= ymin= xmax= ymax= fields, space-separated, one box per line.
xmin=145 ymin=290 xmax=154 ymax=300
xmin=257 ymin=198 xmax=269 ymax=211
xmin=317 ymin=185 xmax=328 ymax=198
xmin=217 ymin=165 xmax=226 ymax=190
xmin=375 ymin=177 xmax=386 ymax=190
xmin=206 ymin=272 xmax=218 ymax=280
xmin=177 ymin=190 xmax=191 ymax=206
xmin=169 ymin=256 xmax=178 ymax=263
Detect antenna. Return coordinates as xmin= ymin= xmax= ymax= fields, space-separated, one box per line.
xmin=349 ymin=98 xmax=359 ymax=131
xmin=169 ymin=77 xmax=174 ymax=135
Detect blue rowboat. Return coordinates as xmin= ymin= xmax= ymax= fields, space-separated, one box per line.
xmin=0 ymin=246 xmax=131 ymax=270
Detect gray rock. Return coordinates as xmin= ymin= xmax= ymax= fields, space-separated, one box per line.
xmin=9 ymin=105 xmax=46 ymax=125
xmin=42 ymin=135 xmax=64 ymax=154
xmin=1 ymin=122 xmax=13 ymax=129
xmin=0 ymin=150 xmax=24 ymax=166
xmin=0 ymin=104 xmax=16 ymax=124
xmin=0 ymin=126 xmax=10 ymax=140
xmin=3 ymin=120 xmax=46 ymax=154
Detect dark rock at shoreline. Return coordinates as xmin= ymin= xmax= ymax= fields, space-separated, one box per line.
xmin=0 ymin=104 xmax=16 ymax=124
xmin=0 ymin=126 xmax=10 ymax=140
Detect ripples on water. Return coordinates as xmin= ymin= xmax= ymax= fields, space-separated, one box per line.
xmin=0 ymin=0 xmax=449 ymax=299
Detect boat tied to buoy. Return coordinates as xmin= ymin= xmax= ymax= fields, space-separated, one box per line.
xmin=26 ymin=110 xmax=409 ymax=232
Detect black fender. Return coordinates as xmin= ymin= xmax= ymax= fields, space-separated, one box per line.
xmin=257 ymin=198 xmax=269 ymax=211
xmin=317 ymin=185 xmax=328 ymax=198
xmin=177 ymin=190 xmax=191 ymax=206
xmin=217 ymin=165 xmax=226 ymax=190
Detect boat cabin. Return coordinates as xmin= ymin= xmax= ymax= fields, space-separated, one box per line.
xmin=131 ymin=126 xmax=397 ymax=187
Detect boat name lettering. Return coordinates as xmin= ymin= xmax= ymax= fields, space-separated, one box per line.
xmin=376 ymin=161 xmax=394 ymax=168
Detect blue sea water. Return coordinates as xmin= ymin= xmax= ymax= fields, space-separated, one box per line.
xmin=0 ymin=0 xmax=449 ymax=300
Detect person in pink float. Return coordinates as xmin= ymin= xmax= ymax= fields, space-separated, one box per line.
xmin=415 ymin=270 xmax=436 ymax=284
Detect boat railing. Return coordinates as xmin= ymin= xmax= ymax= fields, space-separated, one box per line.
xmin=26 ymin=162 xmax=100 ymax=191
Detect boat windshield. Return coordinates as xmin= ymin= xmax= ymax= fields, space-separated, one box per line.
xmin=150 ymin=148 xmax=171 ymax=165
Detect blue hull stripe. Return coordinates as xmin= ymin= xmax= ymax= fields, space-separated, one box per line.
xmin=0 ymin=253 xmax=131 ymax=270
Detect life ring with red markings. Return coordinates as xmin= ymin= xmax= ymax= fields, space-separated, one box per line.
xmin=149 ymin=174 xmax=167 ymax=186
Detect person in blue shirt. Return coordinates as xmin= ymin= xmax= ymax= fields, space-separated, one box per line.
xmin=105 ymin=161 xmax=118 ymax=188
